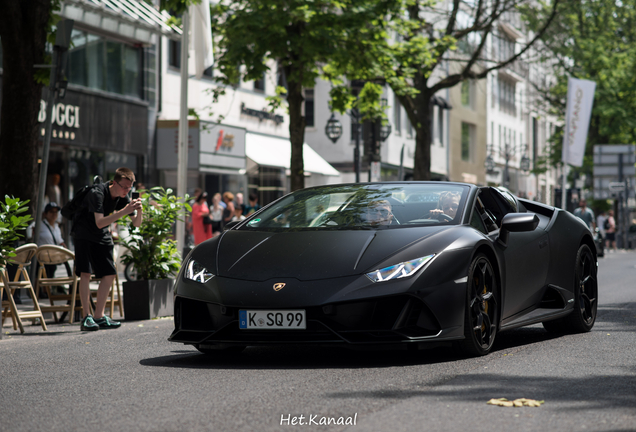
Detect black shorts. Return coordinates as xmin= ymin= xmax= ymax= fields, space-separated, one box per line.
xmin=74 ymin=238 xmax=116 ymax=278
xmin=606 ymin=232 xmax=616 ymax=241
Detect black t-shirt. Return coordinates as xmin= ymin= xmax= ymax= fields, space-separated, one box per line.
xmin=71 ymin=182 xmax=130 ymax=245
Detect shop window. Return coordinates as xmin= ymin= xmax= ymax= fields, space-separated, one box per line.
xmin=248 ymin=166 xmax=286 ymax=207
xmin=498 ymin=33 xmax=516 ymax=62
xmin=393 ymin=94 xmax=401 ymax=136
xmin=461 ymin=122 xmax=474 ymax=161
xmin=144 ymin=46 xmax=157 ymax=106
xmin=498 ymin=77 xmax=516 ymax=116
xmin=168 ymin=39 xmax=181 ymax=69
xmin=437 ymin=107 xmax=444 ymax=146
xmin=254 ymin=73 xmax=266 ymax=92
xmin=461 ymin=80 xmax=472 ymax=108
xmin=304 ymin=88 xmax=314 ymax=127
xmin=67 ymin=29 xmax=142 ymax=99
xmin=277 ymin=65 xmax=288 ymax=92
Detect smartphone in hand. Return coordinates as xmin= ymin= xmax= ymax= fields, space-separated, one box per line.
xmin=132 ymin=192 xmax=140 ymax=200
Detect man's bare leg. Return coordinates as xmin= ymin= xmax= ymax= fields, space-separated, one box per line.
xmin=79 ymin=272 xmax=93 ymax=318
xmin=93 ymin=274 xmax=116 ymax=320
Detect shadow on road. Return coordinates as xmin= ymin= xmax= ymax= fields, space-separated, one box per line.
xmin=140 ymin=301 xmax=636 ymax=370
xmin=139 ymin=326 xmax=569 ymax=370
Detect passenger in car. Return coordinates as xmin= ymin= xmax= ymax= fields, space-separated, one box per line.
xmin=426 ymin=191 xmax=461 ymax=221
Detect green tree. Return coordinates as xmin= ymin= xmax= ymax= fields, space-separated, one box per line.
xmin=527 ymin=0 xmax=636 ymax=171
xmin=210 ymin=0 xmax=393 ymax=191
xmin=0 ymin=0 xmax=192 ymax=216
xmin=330 ymin=0 xmax=560 ymax=180
xmin=0 ymin=0 xmax=58 ymax=211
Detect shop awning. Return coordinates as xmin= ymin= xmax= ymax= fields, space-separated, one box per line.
xmin=61 ymin=0 xmax=182 ymax=43
xmin=246 ymin=133 xmax=340 ymax=177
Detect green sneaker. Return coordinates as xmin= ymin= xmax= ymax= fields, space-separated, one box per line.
xmin=94 ymin=316 xmax=121 ymax=329
xmin=80 ymin=315 xmax=99 ymax=331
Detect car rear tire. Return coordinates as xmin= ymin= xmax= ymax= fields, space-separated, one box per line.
xmin=458 ymin=253 xmax=499 ymax=356
xmin=543 ymin=244 xmax=598 ymax=333
xmin=195 ymin=344 xmax=246 ymax=355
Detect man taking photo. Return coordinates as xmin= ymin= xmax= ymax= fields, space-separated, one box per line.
xmin=71 ymin=167 xmax=142 ymax=331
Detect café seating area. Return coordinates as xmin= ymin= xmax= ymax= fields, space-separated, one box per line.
xmin=1 ymin=244 xmax=123 ymax=334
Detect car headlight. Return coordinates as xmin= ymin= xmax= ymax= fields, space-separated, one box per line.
xmin=366 ymin=254 xmax=435 ymax=283
xmin=184 ymin=259 xmax=215 ymax=283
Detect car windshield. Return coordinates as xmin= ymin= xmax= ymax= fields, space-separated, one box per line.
xmin=241 ymin=184 xmax=470 ymax=231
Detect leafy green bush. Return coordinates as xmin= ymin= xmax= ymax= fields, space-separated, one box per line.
xmin=0 ymin=196 xmax=33 ymax=268
xmin=119 ymin=187 xmax=191 ymax=280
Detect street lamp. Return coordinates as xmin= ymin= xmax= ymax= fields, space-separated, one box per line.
xmin=380 ymin=122 xmax=392 ymax=142
xmin=324 ymin=108 xmax=363 ymax=182
xmin=520 ymin=145 xmax=531 ymax=172
xmin=486 ymin=139 xmax=530 ymax=189
xmin=485 ymin=143 xmax=498 ymax=174
xmin=325 ymin=114 xmax=343 ymax=144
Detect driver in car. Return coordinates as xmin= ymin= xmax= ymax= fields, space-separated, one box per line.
xmin=366 ymin=200 xmax=394 ymax=226
xmin=427 ymin=191 xmax=460 ymax=221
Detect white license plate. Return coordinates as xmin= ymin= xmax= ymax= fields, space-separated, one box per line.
xmin=239 ymin=310 xmax=306 ymax=330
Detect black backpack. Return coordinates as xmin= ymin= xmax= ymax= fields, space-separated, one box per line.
xmin=61 ymin=182 xmax=102 ymax=220
xmin=603 ymin=218 xmax=610 ymax=230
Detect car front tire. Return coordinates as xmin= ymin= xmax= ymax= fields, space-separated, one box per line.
xmin=458 ymin=253 xmax=499 ymax=356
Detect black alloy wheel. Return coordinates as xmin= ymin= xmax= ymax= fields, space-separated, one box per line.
xmin=543 ymin=244 xmax=598 ymax=333
xmin=458 ymin=253 xmax=499 ymax=356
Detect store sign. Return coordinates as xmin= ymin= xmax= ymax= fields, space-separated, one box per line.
xmin=38 ymin=99 xmax=81 ymax=140
xmin=240 ymin=103 xmax=284 ymax=125
xmin=38 ymin=100 xmax=81 ymax=128
xmin=215 ymin=129 xmax=235 ymax=151
xmin=200 ymin=122 xmax=246 ymax=171
xmin=37 ymin=88 xmax=148 ymax=154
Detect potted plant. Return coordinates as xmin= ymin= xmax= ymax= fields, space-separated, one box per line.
xmin=0 ymin=196 xmax=32 ymax=340
xmin=0 ymin=196 xmax=33 ymax=268
xmin=119 ymin=187 xmax=190 ymax=320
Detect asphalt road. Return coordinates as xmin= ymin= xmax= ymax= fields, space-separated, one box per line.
xmin=1 ymin=251 xmax=635 ymax=432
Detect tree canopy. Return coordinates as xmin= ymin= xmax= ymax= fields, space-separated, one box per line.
xmin=528 ymin=0 xmax=636 ymax=171
xmin=210 ymin=0 xmax=395 ymax=190
xmin=329 ymin=0 xmax=560 ymax=180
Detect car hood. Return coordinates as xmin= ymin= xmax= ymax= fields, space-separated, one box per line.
xmin=208 ymin=226 xmax=453 ymax=281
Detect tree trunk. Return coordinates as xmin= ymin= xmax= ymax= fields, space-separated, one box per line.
xmin=0 ymin=0 xmax=51 ymax=213
xmin=287 ymin=71 xmax=306 ymax=192
xmin=412 ymin=96 xmax=433 ymax=180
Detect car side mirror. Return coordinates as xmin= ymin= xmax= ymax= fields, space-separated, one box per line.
xmin=497 ymin=213 xmax=539 ymax=247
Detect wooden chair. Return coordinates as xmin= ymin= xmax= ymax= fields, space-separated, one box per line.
xmin=34 ymin=245 xmax=82 ymax=324
xmin=1 ymin=243 xmax=47 ymax=333
xmin=90 ymin=248 xmax=124 ymax=318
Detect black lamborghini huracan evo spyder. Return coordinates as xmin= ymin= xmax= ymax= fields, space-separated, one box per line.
xmin=169 ymin=182 xmax=598 ymax=356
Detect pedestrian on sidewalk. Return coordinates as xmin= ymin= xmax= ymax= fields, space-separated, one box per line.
xmin=574 ymin=199 xmax=596 ymax=231
xmin=605 ymin=209 xmax=617 ymax=252
xmin=71 ymin=167 xmax=143 ymax=331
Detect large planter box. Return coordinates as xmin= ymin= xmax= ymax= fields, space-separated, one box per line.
xmin=122 ymin=279 xmax=174 ymax=320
